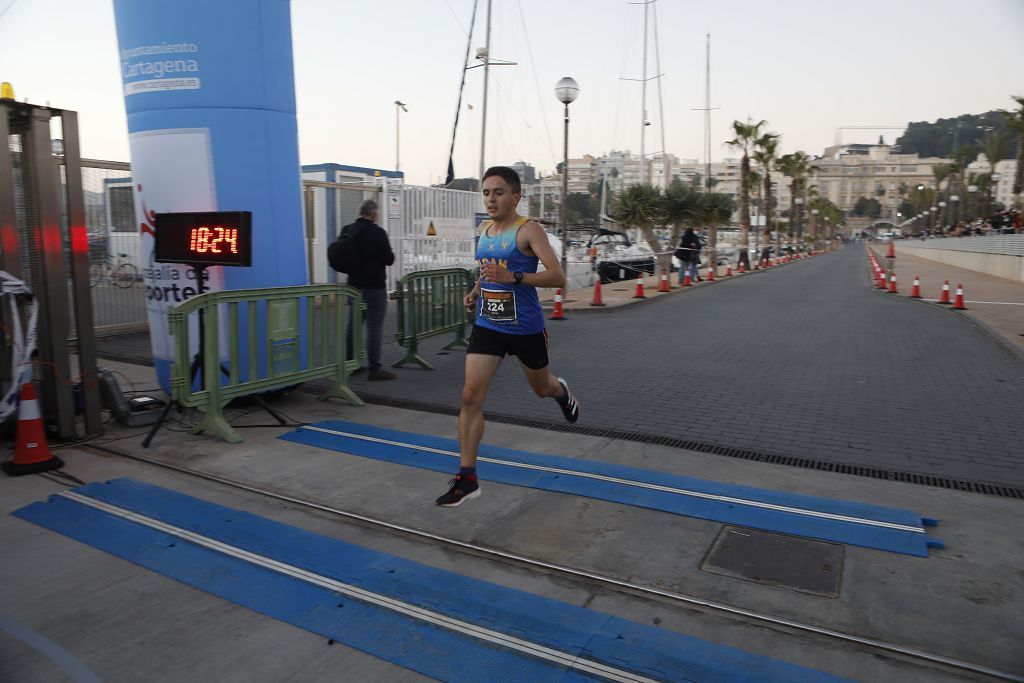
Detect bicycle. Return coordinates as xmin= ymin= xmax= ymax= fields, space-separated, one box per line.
xmin=89 ymin=252 xmax=139 ymax=288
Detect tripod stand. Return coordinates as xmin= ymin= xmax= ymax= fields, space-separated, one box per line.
xmin=142 ymin=265 xmax=287 ymax=448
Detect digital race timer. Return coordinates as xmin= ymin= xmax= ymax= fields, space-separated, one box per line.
xmin=154 ymin=211 xmax=253 ymax=267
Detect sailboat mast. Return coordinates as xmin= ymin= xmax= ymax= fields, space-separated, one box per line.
xmin=443 ymin=0 xmax=478 ymax=186
xmin=478 ymin=0 xmax=492 ymax=187
xmin=704 ymin=33 xmax=711 ymax=193
xmin=640 ymin=0 xmax=648 ymax=186
xmin=652 ymin=1 xmax=667 ymax=189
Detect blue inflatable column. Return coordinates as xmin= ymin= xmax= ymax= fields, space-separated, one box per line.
xmin=112 ymin=0 xmax=307 ymax=393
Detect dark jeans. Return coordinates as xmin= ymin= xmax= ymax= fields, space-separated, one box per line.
xmin=347 ymin=287 xmax=388 ymax=372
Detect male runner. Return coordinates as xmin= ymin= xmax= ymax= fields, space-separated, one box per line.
xmin=436 ymin=166 xmax=580 ymax=507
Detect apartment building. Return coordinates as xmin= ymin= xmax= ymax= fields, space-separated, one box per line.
xmin=810 ymin=144 xmax=946 ymax=217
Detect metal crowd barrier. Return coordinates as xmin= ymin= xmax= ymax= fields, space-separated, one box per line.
xmin=168 ymin=284 xmax=365 ymax=443
xmin=391 ymin=268 xmax=474 ymax=370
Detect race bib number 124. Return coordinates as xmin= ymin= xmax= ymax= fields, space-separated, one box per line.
xmin=480 ymin=288 xmax=517 ymax=322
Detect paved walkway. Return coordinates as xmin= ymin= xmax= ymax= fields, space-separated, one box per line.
xmin=95 ymin=245 xmax=1024 ymax=488
xmin=868 ymin=242 xmax=1024 ymax=358
xmin=360 ymin=245 xmax=1024 ymax=488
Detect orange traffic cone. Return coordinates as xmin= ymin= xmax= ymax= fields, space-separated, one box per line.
xmin=738 ymin=261 xmax=746 ymax=274
xmin=682 ymin=271 xmax=692 ymax=287
xmin=888 ymin=273 xmax=898 ymax=293
xmin=550 ymin=289 xmax=567 ymax=320
xmin=658 ymin=270 xmax=671 ymax=292
xmin=877 ymin=271 xmax=888 ymax=289
xmin=725 ymin=263 xmax=733 ymax=276
xmin=953 ymin=283 xmax=967 ymax=310
xmin=2 ymin=383 xmax=63 ymax=476
xmin=632 ymin=276 xmax=646 ymax=299
xmin=887 ymin=240 xmax=895 ymax=258
xmin=938 ymin=280 xmax=951 ymax=304
xmin=590 ymin=278 xmax=606 ymax=306
xmin=910 ymin=275 xmax=922 ymax=299
xmin=707 ymin=263 xmax=716 ymax=281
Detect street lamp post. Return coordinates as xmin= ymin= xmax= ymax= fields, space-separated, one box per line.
xmin=810 ymin=208 xmax=819 ymax=244
xmin=555 ymin=76 xmax=579 ymax=288
xmin=794 ymin=196 xmax=804 ymax=251
xmin=394 ymin=100 xmax=408 ymax=172
xmin=967 ymin=185 xmax=977 ymax=223
xmin=929 ymin=206 xmax=937 ymax=234
xmin=951 ymin=194 xmax=960 ymax=231
xmin=989 ymin=172 xmax=1001 ymax=221
xmin=938 ymin=201 xmax=946 ymax=232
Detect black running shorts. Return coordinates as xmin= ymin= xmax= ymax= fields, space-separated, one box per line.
xmin=467 ymin=325 xmax=549 ymax=369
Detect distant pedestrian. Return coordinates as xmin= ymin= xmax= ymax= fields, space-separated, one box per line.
xmin=335 ymin=199 xmax=397 ymax=380
xmin=760 ymin=228 xmax=772 ymax=266
xmin=676 ymin=228 xmax=701 ymax=284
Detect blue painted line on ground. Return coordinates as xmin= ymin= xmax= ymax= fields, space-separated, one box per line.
xmin=14 ymin=478 xmax=851 ymax=683
xmin=280 ymin=420 xmax=943 ymax=557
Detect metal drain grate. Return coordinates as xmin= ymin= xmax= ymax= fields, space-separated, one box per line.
xmin=701 ymin=526 xmax=844 ymax=598
xmin=356 ymin=393 xmax=1024 ymax=500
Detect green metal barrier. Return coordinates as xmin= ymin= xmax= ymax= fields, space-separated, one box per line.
xmin=391 ymin=268 xmax=474 ymax=369
xmin=168 ymin=284 xmax=365 ymax=443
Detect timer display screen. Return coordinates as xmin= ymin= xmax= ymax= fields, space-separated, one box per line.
xmin=154 ymin=211 xmax=252 ymax=267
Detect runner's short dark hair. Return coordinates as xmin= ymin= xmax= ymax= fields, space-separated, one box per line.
xmin=482 ymin=166 xmax=521 ymax=194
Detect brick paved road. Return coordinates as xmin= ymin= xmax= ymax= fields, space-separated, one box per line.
xmin=353 ymin=244 xmax=1024 ymax=488
xmin=97 ymin=244 xmax=1024 ymax=487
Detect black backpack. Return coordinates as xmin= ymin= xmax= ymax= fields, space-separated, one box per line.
xmin=327 ymin=222 xmax=366 ymax=274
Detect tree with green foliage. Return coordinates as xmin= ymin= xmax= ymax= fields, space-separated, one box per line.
xmin=776 ymin=151 xmax=815 ymax=240
xmin=851 ymin=196 xmax=881 ymax=219
xmin=752 ymin=134 xmax=781 ymax=263
xmin=897 ymin=112 xmax=1015 ymax=159
xmin=726 ymin=120 xmax=771 ymax=271
xmin=1007 ymin=95 xmax=1024 ymax=202
xmin=697 ymin=192 xmax=735 ymax=271
xmin=566 ymin=192 xmax=597 ymax=223
xmin=663 ymin=180 xmax=703 ymax=254
xmin=611 ymin=184 xmax=669 ymax=274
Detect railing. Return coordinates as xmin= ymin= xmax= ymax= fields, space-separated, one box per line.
xmin=391 ymin=268 xmax=474 ymax=370
xmin=903 ymin=235 xmax=1024 ymax=257
xmin=168 ymin=284 xmax=365 ymax=443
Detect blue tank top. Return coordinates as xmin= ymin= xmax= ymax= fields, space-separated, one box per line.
xmin=474 ymin=217 xmax=545 ymax=334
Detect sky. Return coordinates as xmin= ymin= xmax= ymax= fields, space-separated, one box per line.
xmin=1 ymin=0 xmax=1022 ymax=187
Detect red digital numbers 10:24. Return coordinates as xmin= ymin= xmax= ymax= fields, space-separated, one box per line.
xmin=189 ymin=226 xmax=239 ymax=255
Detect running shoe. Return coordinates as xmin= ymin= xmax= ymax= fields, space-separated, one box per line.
xmin=556 ymin=377 xmax=580 ymax=423
xmin=435 ymin=475 xmax=481 ymax=507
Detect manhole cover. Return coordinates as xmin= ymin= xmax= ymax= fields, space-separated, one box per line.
xmin=700 ymin=526 xmax=844 ymax=597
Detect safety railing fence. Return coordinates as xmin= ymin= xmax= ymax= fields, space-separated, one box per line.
xmin=391 ymin=268 xmax=473 ymax=370
xmin=901 ymin=234 xmax=1024 ymax=256
xmin=168 ymin=284 xmax=364 ymax=443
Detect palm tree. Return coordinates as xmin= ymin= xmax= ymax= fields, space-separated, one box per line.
xmin=981 ymin=129 xmax=1007 ymax=218
xmin=932 ymin=163 xmax=954 ymax=227
xmin=696 ymin=192 xmax=735 ymax=273
xmin=663 ymin=180 xmax=702 ymax=255
xmin=776 ymin=151 xmax=814 ymax=244
xmin=1005 ymin=95 xmax=1024 ymax=203
xmin=611 ymin=184 xmax=669 ymax=275
xmin=725 ymin=120 xmax=769 ymax=271
xmin=752 ymin=135 xmax=781 ymax=265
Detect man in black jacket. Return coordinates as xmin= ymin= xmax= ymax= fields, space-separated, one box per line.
xmin=343 ymin=199 xmax=397 ymax=380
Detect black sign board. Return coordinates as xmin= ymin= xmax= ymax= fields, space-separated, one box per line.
xmin=154 ymin=211 xmax=252 ymax=267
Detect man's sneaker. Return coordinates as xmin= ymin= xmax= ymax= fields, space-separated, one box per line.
xmin=556 ymin=377 xmax=580 ymax=423
xmin=435 ymin=475 xmax=481 ymax=507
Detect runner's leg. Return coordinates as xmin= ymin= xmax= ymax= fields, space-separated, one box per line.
xmin=519 ymin=363 xmax=562 ymax=398
xmin=459 ymin=353 xmax=502 ymax=468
